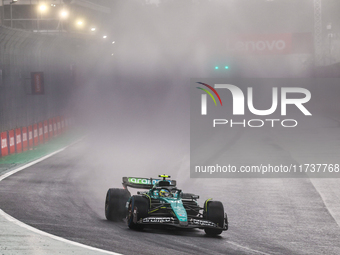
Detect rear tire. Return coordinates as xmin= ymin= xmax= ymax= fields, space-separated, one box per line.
xmin=105 ymin=188 xmax=130 ymax=221
xmin=204 ymin=200 xmax=224 ymax=236
xmin=127 ymin=195 xmax=149 ymax=230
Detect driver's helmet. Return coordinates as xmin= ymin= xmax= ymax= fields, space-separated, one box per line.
xmin=159 ymin=189 xmax=170 ymax=197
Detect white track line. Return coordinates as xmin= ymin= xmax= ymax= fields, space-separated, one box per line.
xmin=0 ymin=137 xmax=84 ymax=181
xmin=0 ymin=138 xmax=122 ymax=255
xmin=0 ymin=148 xmax=65 ymax=181
xmin=0 ymin=210 xmax=121 ymax=255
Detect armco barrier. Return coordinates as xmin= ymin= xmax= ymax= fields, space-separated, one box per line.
xmin=38 ymin=122 xmax=44 ymax=144
xmin=33 ymin=124 xmax=39 ymax=146
xmin=1 ymin=132 xmax=9 ymax=157
xmin=28 ymin=126 xmax=33 ymax=148
xmin=8 ymin=130 xmax=15 ymax=154
xmin=15 ymin=128 xmax=22 ymax=153
xmin=53 ymin=118 xmax=57 ymax=137
xmin=22 ymin=127 xmax=28 ymax=152
xmin=48 ymin=119 xmax=54 ymax=138
xmin=43 ymin=120 xmax=49 ymax=142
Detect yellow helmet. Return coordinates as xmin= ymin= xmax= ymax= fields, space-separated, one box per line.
xmin=159 ymin=189 xmax=170 ymax=197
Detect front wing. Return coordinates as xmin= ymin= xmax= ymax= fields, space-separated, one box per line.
xmin=136 ymin=216 xmax=227 ymax=230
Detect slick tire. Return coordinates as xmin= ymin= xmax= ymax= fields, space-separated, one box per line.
xmin=204 ymin=200 xmax=224 ymax=236
xmin=127 ymin=195 xmax=149 ymax=230
xmin=105 ymin=188 xmax=130 ymax=221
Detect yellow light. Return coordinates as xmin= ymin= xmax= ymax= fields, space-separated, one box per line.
xmin=60 ymin=10 xmax=68 ymax=18
xmin=77 ymin=21 xmax=83 ymax=25
xmin=39 ymin=4 xmax=47 ymax=12
xmin=91 ymin=27 xmax=96 ymax=31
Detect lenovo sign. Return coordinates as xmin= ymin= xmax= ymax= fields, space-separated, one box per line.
xmin=227 ymin=34 xmax=293 ymax=55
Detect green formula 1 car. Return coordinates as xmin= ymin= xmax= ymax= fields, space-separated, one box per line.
xmin=105 ymin=175 xmax=228 ymax=236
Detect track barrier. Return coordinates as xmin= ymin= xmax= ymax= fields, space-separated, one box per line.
xmin=33 ymin=124 xmax=39 ymax=146
xmin=0 ymin=116 xmax=71 ymax=158
xmin=38 ymin=122 xmax=44 ymax=144
xmin=1 ymin=132 xmax=8 ymax=157
xmin=53 ymin=118 xmax=57 ymax=137
xmin=48 ymin=119 xmax=54 ymax=138
xmin=43 ymin=121 xmax=49 ymax=142
xmin=8 ymin=130 xmax=15 ymax=154
xmin=57 ymin=117 xmax=61 ymax=135
xmin=28 ymin=126 xmax=33 ymax=148
xmin=22 ymin=127 xmax=28 ymax=152
xmin=15 ymin=128 xmax=22 ymax=153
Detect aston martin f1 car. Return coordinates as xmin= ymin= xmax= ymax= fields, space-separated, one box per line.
xmin=105 ymin=175 xmax=228 ymax=236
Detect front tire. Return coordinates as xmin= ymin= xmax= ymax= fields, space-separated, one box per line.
xmin=105 ymin=188 xmax=130 ymax=221
xmin=127 ymin=195 xmax=149 ymax=230
xmin=204 ymin=200 xmax=224 ymax=236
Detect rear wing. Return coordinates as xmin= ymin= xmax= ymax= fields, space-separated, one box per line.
xmin=122 ymin=177 xmax=176 ymax=190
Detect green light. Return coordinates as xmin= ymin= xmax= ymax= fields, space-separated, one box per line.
xmin=225 ymin=66 xmax=229 ymax=69
xmin=215 ymin=66 xmax=219 ymax=70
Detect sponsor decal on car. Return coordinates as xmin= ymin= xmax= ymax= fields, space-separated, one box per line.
xmin=128 ymin=178 xmax=160 ymax=185
xmin=190 ymin=219 xmax=217 ymax=227
xmin=133 ymin=208 xmax=137 ymax=223
xmin=142 ymin=217 xmax=174 ymax=223
xmin=128 ymin=178 xmax=175 ymax=186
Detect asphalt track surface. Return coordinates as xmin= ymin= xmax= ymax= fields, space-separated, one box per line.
xmin=1 ymin=140 xmax=340 ymax=255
